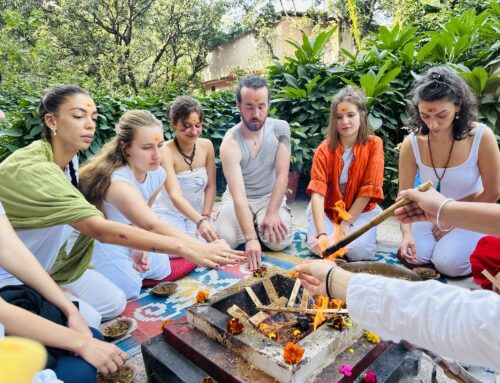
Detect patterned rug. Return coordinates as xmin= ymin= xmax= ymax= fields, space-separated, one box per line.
xmin=112 ymin=230 xmax=406 ymax=358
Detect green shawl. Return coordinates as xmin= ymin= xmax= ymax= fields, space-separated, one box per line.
xmin=0 ymin=140 xmax=103 ymax=284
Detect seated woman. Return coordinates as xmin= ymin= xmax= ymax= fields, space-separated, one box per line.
xmin=306 ymin=87 xmax=384 ymax=260
xmin=79 ymin=109 xmax=243 ymax=299
xmin=398 ymin=66 xmax=500 ymax=277
xmin=0 ymin=200 xmax=126 ymax=383
xmin=152 ymin=96 xmax=218 ymax=245
xmin=0 ymin=86 xmax=245 ymax=326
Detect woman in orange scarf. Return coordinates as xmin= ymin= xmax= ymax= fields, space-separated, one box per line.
xmin=306 ymin=87 xmax=384 ymax=260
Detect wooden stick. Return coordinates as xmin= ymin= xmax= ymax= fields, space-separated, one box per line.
xmin=255 ymin=305 xmax=348 ymax=315
xmin=287 ymin=279 xmax=302 ymax=308
xmin=322 ymin=181 xmax=433 ymax=257
xmin=481 ymin=269 xmax=500 ymax=291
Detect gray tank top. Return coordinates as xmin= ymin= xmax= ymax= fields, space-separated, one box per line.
xmin=228 ymin=117 xmax=290 ymax=199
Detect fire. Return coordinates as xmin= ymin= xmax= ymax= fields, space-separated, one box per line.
xmin=313 ymin=295 xmax=329 ymax=330
xmin=328 ymin=201 xmax=353 ymax=259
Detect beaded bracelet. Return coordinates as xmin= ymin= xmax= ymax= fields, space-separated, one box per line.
xmin=196 ymin=216 xmax=209 ymax=229
xmin=436 ymin=198 xmax=455 ymax=232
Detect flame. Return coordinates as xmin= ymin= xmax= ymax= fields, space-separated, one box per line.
xmin=327 ymin=201 xmax=353 ymax=260
xmin=313 ymin=295 xmax=329 ymax=330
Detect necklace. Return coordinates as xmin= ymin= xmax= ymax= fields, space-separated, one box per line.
xmin=174 ymin=137 xmax=196 ymax=171
xmin=427 ymin=134 xmax=455 ymax=192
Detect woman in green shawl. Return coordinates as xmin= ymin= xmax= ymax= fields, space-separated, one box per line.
xmin=0 ymin=85 xmax=245 ymax=327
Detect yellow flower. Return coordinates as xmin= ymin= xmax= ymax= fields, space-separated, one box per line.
xmin=365 ymin=331 xmax=380 ymax=344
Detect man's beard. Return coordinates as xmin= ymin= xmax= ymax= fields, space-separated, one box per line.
xmin=242 ymin=116 xmax=266 ymax=132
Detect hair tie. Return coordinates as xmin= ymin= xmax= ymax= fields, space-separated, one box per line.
xmin=431 ymin=72 xmax=445 ymax=82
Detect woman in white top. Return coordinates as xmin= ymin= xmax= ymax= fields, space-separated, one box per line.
xmin=153 ymin=96 xmax=218 ymax=244
xmin=398 ymin=66 xmax=500 ymax=276
xmin=0 ymin=200 xmax=126 ymax=380
xmin=80 ymin=110 xmax=243 ymax=299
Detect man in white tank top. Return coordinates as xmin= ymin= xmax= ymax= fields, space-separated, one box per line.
xmin=217 ymin=76 xmax=293 ymax=270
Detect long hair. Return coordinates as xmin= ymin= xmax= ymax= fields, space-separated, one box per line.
xmin=167 ymin=96 xmax=204 ymax=126
xmin=407 ymin=66 xmax=478 ymax=140
xmin=79 ymin=109 xmax=162 ymax=210
xmin=327 ymin=86 xmax=372 ymax=151
xmin=39 ymin=85 xmax=89 ymax=188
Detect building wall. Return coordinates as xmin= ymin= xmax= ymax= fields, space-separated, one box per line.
xmin=202 ymin=17 xmax=355 ymax=91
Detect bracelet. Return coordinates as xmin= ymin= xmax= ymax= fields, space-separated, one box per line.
xmin=202 ymin=213 xmax=211 ymax=218
xmin=325 ymin=266 xmax=338 ymax=299
xmin=196 ymin=216 xmax=209 ymax=229
xmin=315 ymin=232 xmax=327 ymax=239
xmin=436 ymin=198 xmax=454 ymax=232
xmin=341 ymin=220 xmax=353 ymax=227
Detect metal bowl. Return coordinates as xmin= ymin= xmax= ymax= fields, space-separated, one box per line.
xmin=101 ymin=318 xmax=133 ymax=340
xmin=151 ymin=282 xmax=178 ymax=297
xmin=341 ymin=262 xmax=422 ymax=281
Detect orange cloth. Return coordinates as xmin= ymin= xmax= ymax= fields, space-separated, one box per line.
xmin=307 ymin=135 xmax=384 ymax=223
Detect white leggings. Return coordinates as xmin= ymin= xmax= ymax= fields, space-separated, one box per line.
xmin=306 ymin=204 xmax=382 ymax=261
xmin=410 ymin=222 xmax=485 ymax=277
xmin=92 ymin=242 xmax=172 ymax=300
xmin=60 ymin=269 xmax=127 ymax=328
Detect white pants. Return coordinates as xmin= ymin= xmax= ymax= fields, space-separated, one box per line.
xmin=216 ymin=193 xmax=293 ymax=251
xmin=92 ymin=242 xmax=172 ymax=300
xmin=411 ymin=222 xmax=485 ymax=277
xmin=61 ymin=269 xmax=127 ymax=328
xmin=306 ymin=204 xmax=382 ymax=261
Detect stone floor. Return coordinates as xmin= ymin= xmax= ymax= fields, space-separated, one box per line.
xmin=129 ymin=197 xmax=404 ymax=382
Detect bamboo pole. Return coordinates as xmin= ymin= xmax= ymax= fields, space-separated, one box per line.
xmin=322 ymin=181 xmax=433 ymax=258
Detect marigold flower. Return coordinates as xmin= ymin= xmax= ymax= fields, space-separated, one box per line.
xmin=227 ymin=317 xmax=244 ymax=335
xmin=196 ymin=290 xmax=209 ymax=303
xmin=283 ymin=342 xmax=304 ymax=365
xmin=258 ymin=323 xmax=270 ymax=332
xmin=288 ymin=269 xmax=299 ymax=279
xmin=268 ymin=332 xmax=277 ymax=340
xmin=293 ymin=329 xmax=301 ymax=336
xmin=365 ymin=331 xmax=380 ymax=344
xmin=160 ymin=319 xmax=172 ymax=330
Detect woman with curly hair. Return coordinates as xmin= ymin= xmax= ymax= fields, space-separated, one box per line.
xmin=398 ymin=66 xmax=500 ymax=276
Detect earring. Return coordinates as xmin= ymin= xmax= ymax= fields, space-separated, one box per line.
xmin=53 ymin=129 xmax=57 ymax=136
xmin=455 ymin=113 xmax=459 ymax=120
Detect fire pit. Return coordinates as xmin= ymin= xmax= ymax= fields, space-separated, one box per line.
xmin=186 ymin=270 xmax=363 ymax=383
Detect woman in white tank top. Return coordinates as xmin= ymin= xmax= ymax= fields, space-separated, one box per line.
xmin=398 ymin=66 xmax=500 ymax=277
xmin=79 ymin=110 xmax=244 ymax=298
xmin=152 ymin=96 xmax=218 ymax=245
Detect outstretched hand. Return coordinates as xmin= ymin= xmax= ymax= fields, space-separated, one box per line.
xmin=395 ymin=188 xmax=447 ymax=225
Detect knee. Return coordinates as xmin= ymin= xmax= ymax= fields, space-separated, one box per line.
xmin=433 ymin=253 xmax=471 ymax=277
xmin=261 ymin=233 xmax=293 ymax=252
xmin=346 ymin=242 xmax=376 ymax=261
xmin=102 ymin=289 xmax=127 ymax=319
xmin=216 ymin=227 xmax=240 ymax=249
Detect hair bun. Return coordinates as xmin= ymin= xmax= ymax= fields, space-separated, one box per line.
xmin=431 ymin=72 xmax=444 ymax=82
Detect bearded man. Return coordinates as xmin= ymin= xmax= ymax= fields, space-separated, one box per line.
xmin=217 ymin=75 xmax=293 ymax=270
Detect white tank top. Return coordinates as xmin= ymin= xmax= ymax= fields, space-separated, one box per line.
xmin=410 ymin=124 xmax=485 ymax=200
xmin=102 ymin=166 xmax=166 ymax=224
xmin=152 ymin=166 xmax=207 ymax=214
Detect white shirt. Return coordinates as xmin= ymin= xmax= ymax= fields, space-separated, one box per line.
xmin=102 ymin=166 xmax=166 ymax=224
xmin=347 ymin=274 xmax=500 ymax=371
xmin=339 ymin=147 xmax=354 ymax=196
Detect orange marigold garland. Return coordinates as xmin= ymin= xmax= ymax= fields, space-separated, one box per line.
xmin=283 ymin=342 xmax=304 ymax=365
xmin=196 ymin=290 xmax=209 ymax=303
xmin=227 ymin=317 xmax=244 ymax=335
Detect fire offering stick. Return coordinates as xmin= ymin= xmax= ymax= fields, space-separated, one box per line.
xmin=256 ymin=305 xmax=348 ymax=315
xmin=322 ymin=181 xmax=433 ymax=258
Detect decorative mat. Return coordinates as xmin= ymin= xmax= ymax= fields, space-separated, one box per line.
xmin=113 ymin=230 xmax=404 ymax=358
